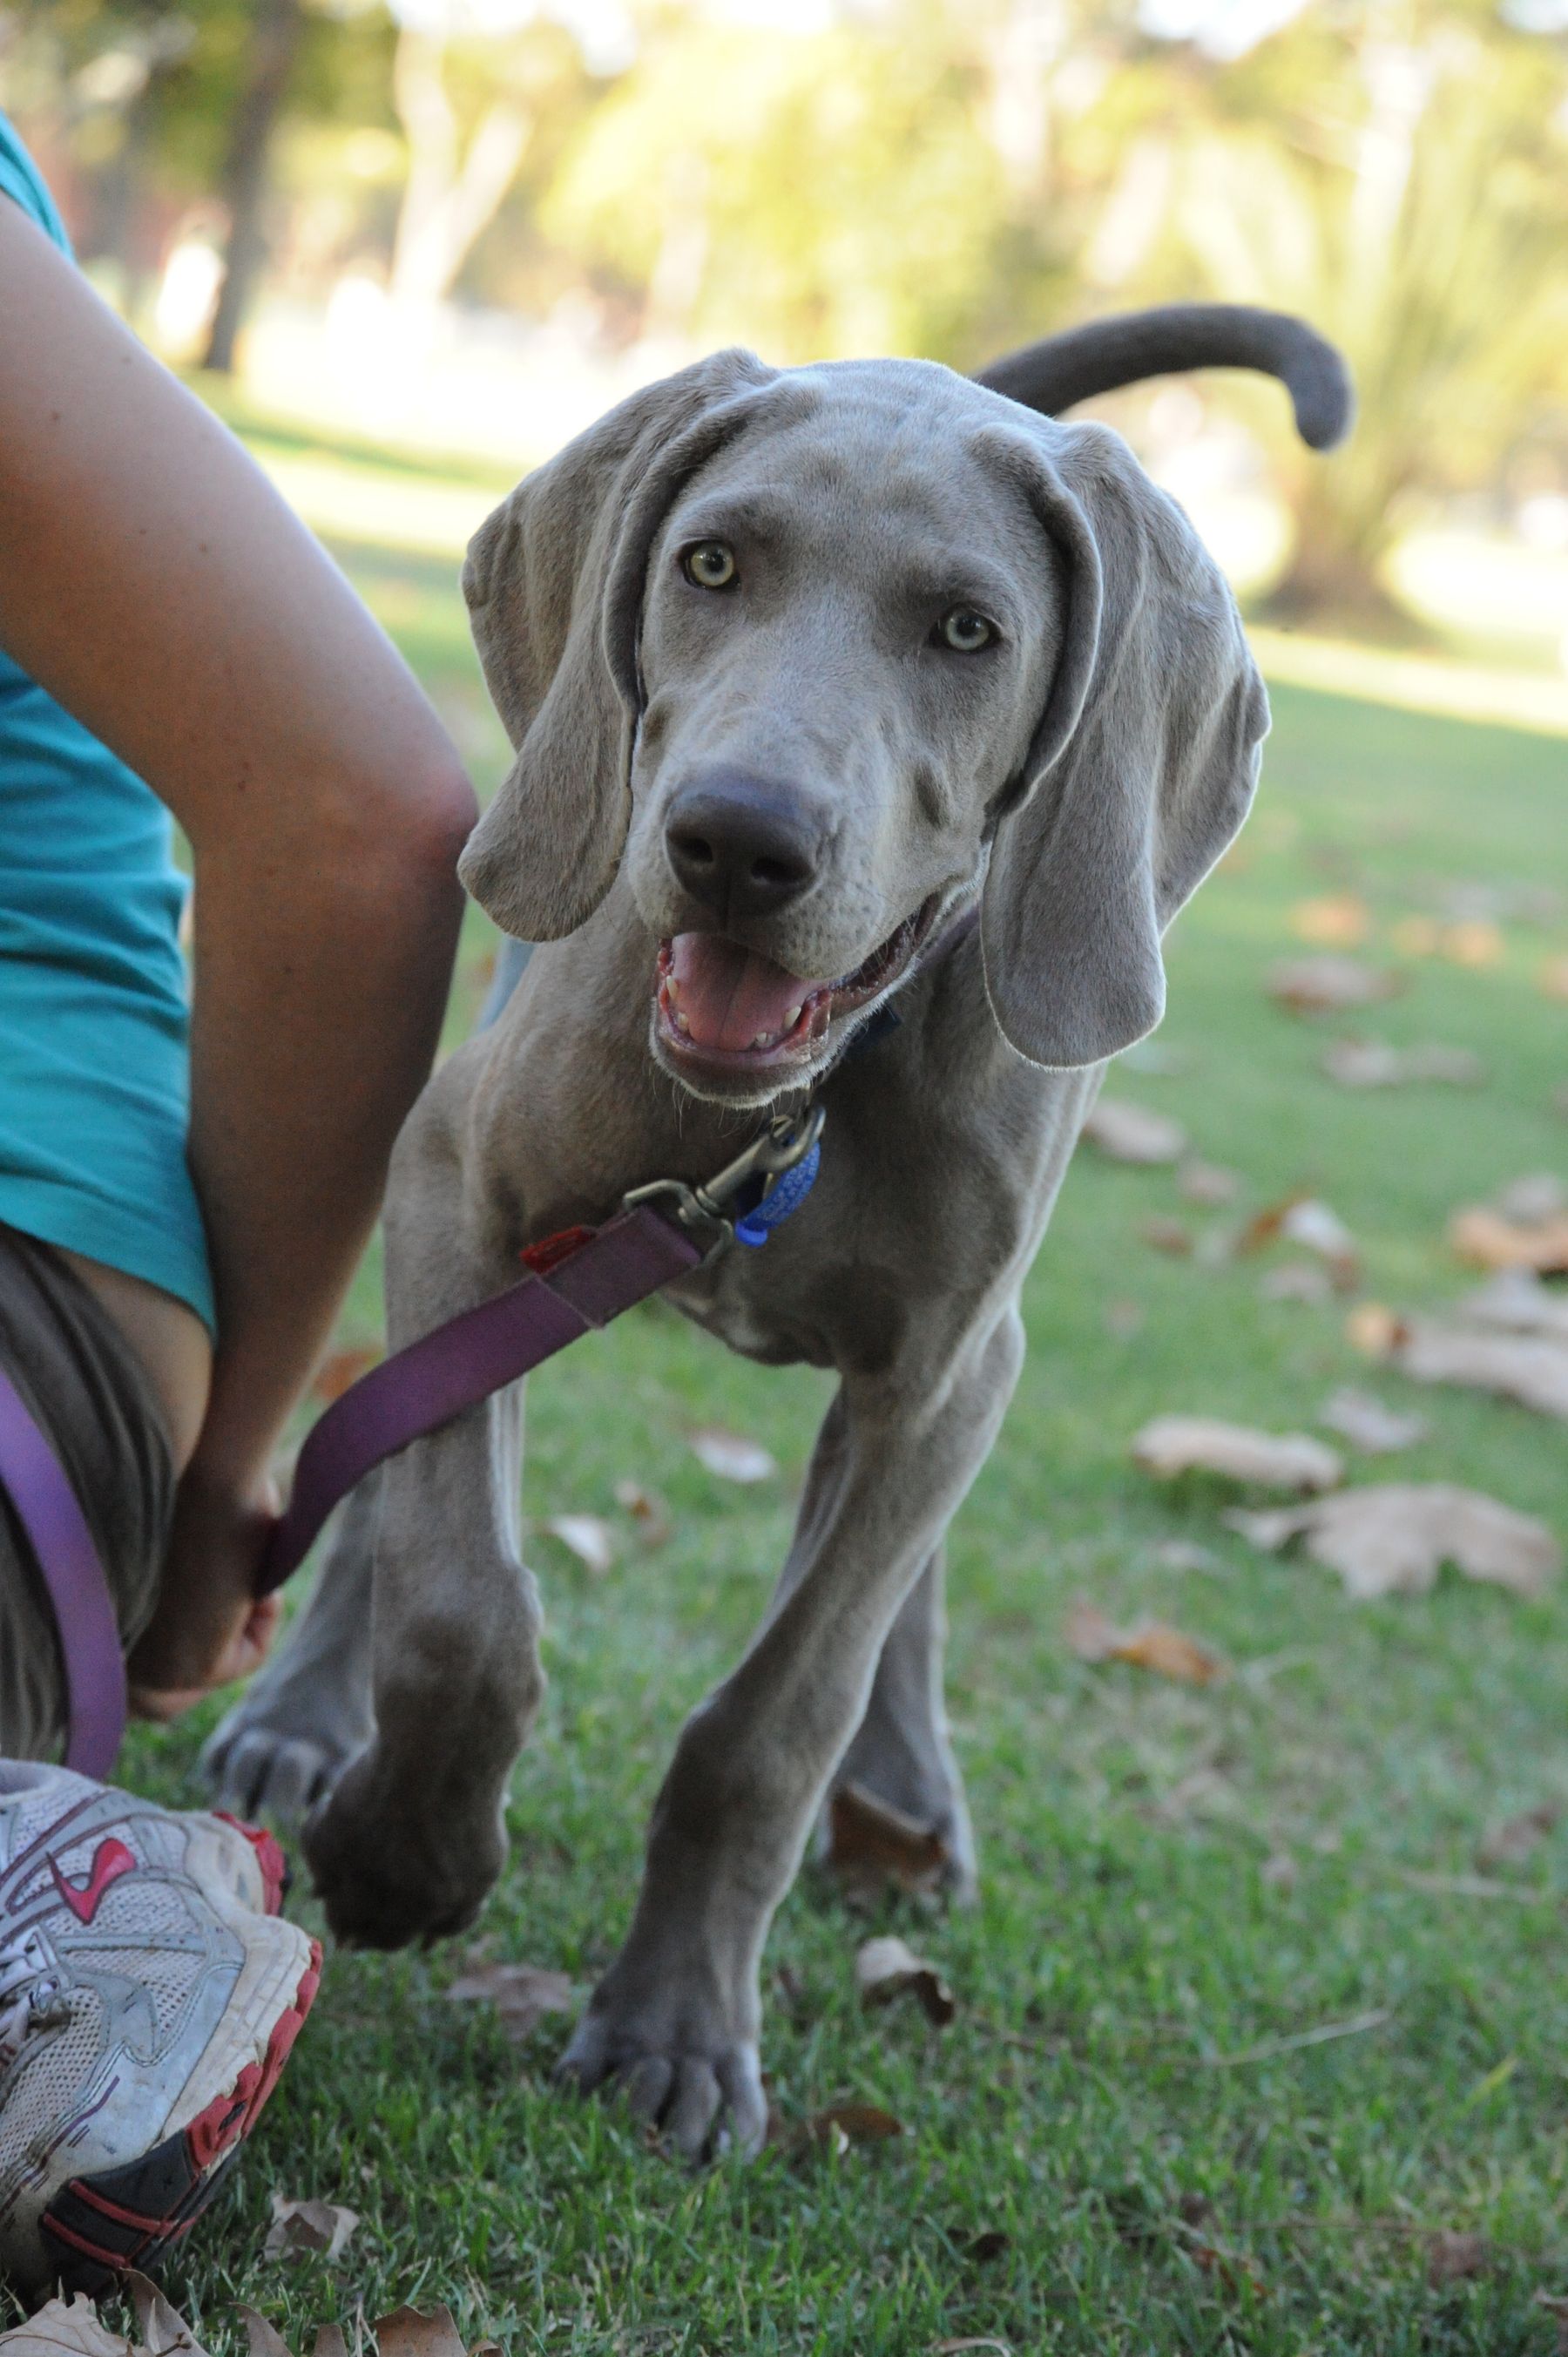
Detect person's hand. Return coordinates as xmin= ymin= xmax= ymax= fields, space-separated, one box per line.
xmin=127 ymin=1466 xmax=283 ymax=1719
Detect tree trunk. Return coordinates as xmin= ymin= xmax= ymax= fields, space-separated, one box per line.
xmin=202 ymin=0 xmax=305 ymax=375
xmin=389 ymin=24 xmax=531 ymax=319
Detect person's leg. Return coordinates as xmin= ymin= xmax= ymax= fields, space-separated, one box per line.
xmin=0 ymin=1229 xmax=320 ymax=2299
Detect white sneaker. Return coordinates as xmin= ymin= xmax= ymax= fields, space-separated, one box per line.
xmin=0 ymin=1764 xmax=320 ymax=2298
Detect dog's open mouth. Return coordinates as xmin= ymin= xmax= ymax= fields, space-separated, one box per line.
xmin=654 ymin=899 xmax=937 ymax=1078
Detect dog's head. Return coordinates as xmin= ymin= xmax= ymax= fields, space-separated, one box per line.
xmin=460 ymin=347 xmax=1267 ymax=1105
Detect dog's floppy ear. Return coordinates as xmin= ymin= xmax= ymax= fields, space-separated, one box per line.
xmin=459 ymin=348 xmax=779 ymax=939
xmin=978 ymin=418 xmax=1269 ymax=1068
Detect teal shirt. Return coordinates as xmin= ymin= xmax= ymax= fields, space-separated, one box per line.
xmin=0 ymin=113 xmax=215 ymax=1330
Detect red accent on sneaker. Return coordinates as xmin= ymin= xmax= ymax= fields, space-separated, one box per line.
xmin=48 ymin=1838 xmax=137 ymax=1927
xmin=183 ymin=1940 xmax=322 ymax=2175
xmin=213 ymin=1812 xmax=288 ymax=1915
xmin=36 ymin=2212 xmax=125 ymax=2270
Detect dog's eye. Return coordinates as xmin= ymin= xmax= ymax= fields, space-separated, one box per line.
xmin=936 ymin=607 xmax=994 ymax=653
xmin=683 ymin=540 xmax=738 ymax=591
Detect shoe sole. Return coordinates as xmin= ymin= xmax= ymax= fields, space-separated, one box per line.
xmin=37 ymin=1938 xmax=321 ymax=2294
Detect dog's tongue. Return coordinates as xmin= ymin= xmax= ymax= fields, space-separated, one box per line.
xmin=668 ymin=932 xmax=811 ymax=1053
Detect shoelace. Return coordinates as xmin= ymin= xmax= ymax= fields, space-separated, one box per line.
xmin=0 ymin=1927 xmax=68 ymax=2074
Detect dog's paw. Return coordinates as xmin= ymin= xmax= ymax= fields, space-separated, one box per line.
xmin=201 ymin=1712 xmax=358 ymax=1827
xmin=302 ymin=1748 xmax=504 ymax=1950
xmin=558 ymin=2000 xmax=768 ymax=2162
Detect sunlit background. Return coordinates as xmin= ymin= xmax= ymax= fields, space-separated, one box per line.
xmin=5 ymin=0 xmax=1568 ymax=700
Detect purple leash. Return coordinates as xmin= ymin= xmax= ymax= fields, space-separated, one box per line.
xmin=1 ymin=1104 xmax=825 ymax=1782
xmin=0 ymin=1365 xmax=127 ymax=1779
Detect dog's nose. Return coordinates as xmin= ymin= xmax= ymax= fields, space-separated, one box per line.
xmin=664 ymin=773 xmax=826 ymax=921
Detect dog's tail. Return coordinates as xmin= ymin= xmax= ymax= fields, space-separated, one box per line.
xmin=976 ymin=303 xmax=1353 ymax=451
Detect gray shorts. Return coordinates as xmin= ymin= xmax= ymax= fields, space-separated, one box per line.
xmin=0 ymin=1226 xmax=173 ymax=1760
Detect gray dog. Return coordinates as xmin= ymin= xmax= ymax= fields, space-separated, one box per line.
xmin=206 ymin=304 xmax=1350 ymax=2158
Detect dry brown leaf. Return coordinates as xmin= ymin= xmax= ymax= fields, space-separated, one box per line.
xmin=444 ymin=1958 xmax=573 ymax=2042
xmin=310 ymin=1345 xmax=380 ymax=1405
xmin=1290 ymin=893 xmax=1370 ymax=947
xmin=0 ymin=2298 xmax=132 ymax=2357
xmin=1178 ymin=1160 xmax=1240 ymax=1206
xmin=1462 ymin=1270 xmax=1568 ymax=1341
xmin=799 ymin=2103 xmax=905 ymax=2151
xmin=688 ymin=1426 xmax=777 ymax=1483
xmin=1138 ymin=1216 xmax=1193 ymax=1256
xmin=1494 ymin=1174 xmax=1566 ymax=1223
xmin=1064 ymin=1600 xmax=1227 ymax=1685
xmin=1449 ymin=1205 xmax=1568 ymax=1277
xmin=1427 ymin=2231 xmax=1491 ymax=2286
xmin=1538 ymin=955 xmax=1568 ymax=1002
xmin=855 ymin=1934 xmax=956 ymax=2027
xmin=263 ymin=2195 xmax=359 ymax=2265
xmin=1132 ymin=1415 xmax=1342 ymax=1491
xmin=1346 ymin=1301 xmax=1403 ymax=1355
xmin=1389 ymin=1318 xmax=1568 ymax=1420
xmin=1260 ymin=1263 xmax=1333 ymax=1305
xmin=1537 ymin=2290 xmax=1568 ymax=2356
xmin=125 ymin=2281 xmax=206 ymax=2357
xmin=1083 ymin=1099 xmax=1188 ymax=1164
xmin=1225 ymin=1483 xmax=1561 ymax=1601
xmin=827 ymin=1782 xmax=949 ymax=1893
xmin=1267 ymin=956 xmax=1401 ymax=1015
xmin=1321 ymin=1040 xmax=1484 ymax=1089
xmin=240 ymin=2319 xmax=293 ymax=2357
xmin=372 ymin=2312 xmax=467 ymax=2357
xmin=1476 ymin=1803 xmax=1560 ymax=1871
xmin=612 ymin=1478 xmax=672 ymax=1546
xmin=1442 ymin=920 xmax=1504 ymax=968
xmin=540 ymin=1514 xmax=616 ymax=1575
xmin=1318 ymin=1387 xmax=1429 ymax=1453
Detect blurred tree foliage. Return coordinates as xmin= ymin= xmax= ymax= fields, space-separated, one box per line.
xmin=3 ymin=0 xmax=1565 ymax=614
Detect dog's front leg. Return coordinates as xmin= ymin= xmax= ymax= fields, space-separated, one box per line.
xmin=559 ymin=1305 xmax=1024 ymax=2156
xmin=303 ymin=1066 xmax=542 ymax=1949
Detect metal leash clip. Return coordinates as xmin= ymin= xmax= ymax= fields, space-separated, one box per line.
xmin=623 ymin=1101 xmax=826 ymax=1256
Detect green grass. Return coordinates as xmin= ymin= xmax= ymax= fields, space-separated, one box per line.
xmin=81 ymin=477 xmax=1568 ymax=2352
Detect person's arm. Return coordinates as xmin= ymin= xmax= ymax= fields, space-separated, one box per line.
xmin=0 ymin=200 xmax=478 ymax=1691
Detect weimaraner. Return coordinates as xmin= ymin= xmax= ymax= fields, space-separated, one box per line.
xmin=206 ymin=304 xmax=1350 ymax=2157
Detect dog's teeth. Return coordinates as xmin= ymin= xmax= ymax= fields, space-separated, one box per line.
xmin=674 ymin=1010 xmax=691 ymax=1034
xmin=751 ymin=1030 xmax=777 ymax=1051
xmin=784 ymin=1004 xmax=802 ymax=1027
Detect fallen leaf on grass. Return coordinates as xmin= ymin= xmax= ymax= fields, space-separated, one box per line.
xmin=1065 ymin=1600 xmax=1227 ymax=1685
xmin=789 ymin=2103 xmax=906 ymax=2155
xmin=1538 ymin=955 xmax=1568 ymax=1003
xmin=612 ymin=1478 xmax=672 ymax=1546
xmin=1104 ymin=1297 xmax=1145 ymax=1338
xmin=1132 ymin=1415 xmax=1342 ymax=1491
xmin=125 ymin=2279 xmax=205 ymax=2357
xmin=1321 ymin=1040 xmax=1484 ymax=1089
xmin=1178 ymin=1159 xmax=1241 ymax=1205
xmin=1495 ymin=1173 xmax=1566 ymax=1223
xmin=240 ymin=2316 xmax=293 ymax=2357
xmin=688 ymin=1426 xmax=777 ymax=1483
xmin=1260 ymin=1262 xmax=1333 ymax=1305
xmin=1267 ymin=957 xmax=1401 ymax=1015
xmin=1463 ymin=1270 xmax=1568 ymax=1341
xmin=540 ymin=1514 xmax=616 ymax=1575
xmin=1449 ymin=1204 xmax=1568 ymax=1276
xmin=1225 ymin=1484 xmax=1561 ymax=1601
xmin=373 ymin=2311 xmax=468 ymax=2357
xmin=263 ymin=2195 xmax=359 ymax=2264
xmin=1138 ymin=1216 xmax=1193 ymax=1255
xmin=1427 ymin=2231 xmax=1491 ymax=2286
xmin=0 ymin=2298 xmax=139 ymax=2357
xmin=828 ymin=1782 xmax=949 ymax=1893
xmin=1317 ymin=1387 xmax=1429 ymax=1453
xmin=855 ymin=1934 xmax=956 ymax=2026
xmin=310 ymin=1346 xmax=379 ymax=1405
xmin=1441 ymin=920 xmax=1504 ymax=969
xmin=1477 ymin=1803 xmax=1561 ymax=1871
xmin=1388 ymin=1318 xmax=1568 ymax=1420
xmin=1290 ymin=893 xmax=1370 ymax=947
xmin=1239 ymin=1196 xmax=1360 ymax=1288
xmin=444 ymin=1958 xmax=573 ymax=2042
xmin=1083 ymin=1099 xmax=1188 ymax=1163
